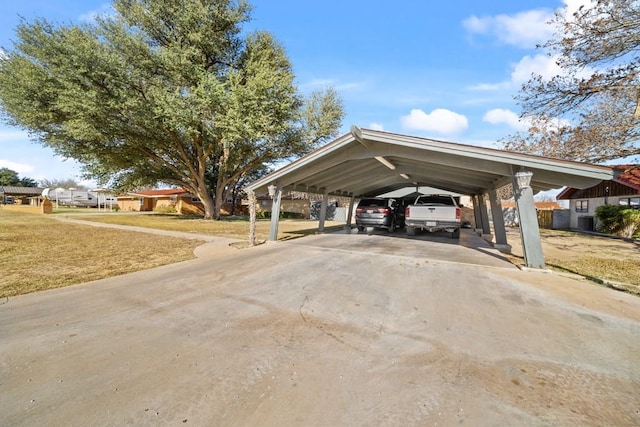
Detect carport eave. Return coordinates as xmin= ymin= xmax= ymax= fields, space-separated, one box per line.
xmin=358 ymin=128 xmax=615 ymax=183
xmin=244 ymin=126 xmax=616 ymax=198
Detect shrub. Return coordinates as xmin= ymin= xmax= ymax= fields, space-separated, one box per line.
xmin=595 ymin=204 xmax=640 ymax=238
xmin=254 ymin=211 xmax=305 ymax=219
xmin=153 ymin=204 xmax=177 ymax=214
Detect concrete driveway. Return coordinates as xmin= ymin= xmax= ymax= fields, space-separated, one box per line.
xmin=2 ymin=229 xmax=639 ymax=426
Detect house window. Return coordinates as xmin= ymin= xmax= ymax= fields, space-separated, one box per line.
xmin=619 ymin=197 xmax=640 ymax=209
xmin=170 ymin=195 xmax=178 ymax=202
xmin=575 ymin=200 xmax=589 ymax=213
xmin=138 ymin=198 xmax=144 ymax=206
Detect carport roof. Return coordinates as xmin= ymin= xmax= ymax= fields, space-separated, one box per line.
xmin=0 ymin=186 xmax=45 ymax=196
xmin=245 ymin=126 xmax=616 ymax=197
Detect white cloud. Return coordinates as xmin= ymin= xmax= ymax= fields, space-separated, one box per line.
xmin=369 ymin=122 xmax=384 ymax=131
xmin=471 ymin=54 xmax=563 ymax=93
xmin=0 ymin=159 xmax=34 ymax=173
xmin=400 ymin=108 xmax=468 ymax=136
xmin=563 ymin=0 xmax=596 ymax=20
xmin=463 ymin=9 xmax=554 ymax=49
xmin=483 ymin=108 xmax=528 ymax=131
xmin=510 ymin=54 xmax=563 ymax=84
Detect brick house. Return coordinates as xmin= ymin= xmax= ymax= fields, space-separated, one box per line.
xmin=116 ymin=189 xmax=205 ymax=215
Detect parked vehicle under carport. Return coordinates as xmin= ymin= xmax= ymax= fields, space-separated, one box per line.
xmin=355 ymin=198 xmax=404 ymax=233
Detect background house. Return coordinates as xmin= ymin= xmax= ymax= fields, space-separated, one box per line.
xmin=0 ymin=186 xmax=45 ymax=206
xmin=117 ymin=189 xmax=205 ymax=215
xmin=557 ymin=164 xmax=640 ymax=231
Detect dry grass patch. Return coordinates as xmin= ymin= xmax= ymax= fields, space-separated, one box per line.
xmin=74 ymin=213 xmax=344 ymax=241
xmin=0 ymin=209 xmax=202 ymax=297
xmin=507 ymin=229 xmax=640 ymax=288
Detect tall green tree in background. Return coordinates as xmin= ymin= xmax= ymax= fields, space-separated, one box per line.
xmin=0 ymin=0 xmax=343 ymax=219
xmin=0 ymin=167 xmax=38 ymax=187
xmin=39 ymin=178 xmax=87 ymax=190
xmin=504 ymin=0 xmax=640 ymax=163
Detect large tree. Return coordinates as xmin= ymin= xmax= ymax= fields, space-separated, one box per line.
xmin=0 ymin=0 xmax=343 ymax=219
xmin=504 ymin=0 xmax=640 ymax=163
xmin=0 ymin=167 xmax=37 ymax=187
xmin=39 ymin=178 xmax=87 ymax=190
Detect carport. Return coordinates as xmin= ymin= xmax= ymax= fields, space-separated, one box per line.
xmin=245 ymin=126 xmax=615 ymax=268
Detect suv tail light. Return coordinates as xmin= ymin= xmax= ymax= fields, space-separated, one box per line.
xmin=405 ymin=206 xmax=410 ymax=217
xmin=378 ymin=207 xmax=390 ymax=213
xmin=356 ymin=208 xmax=363 ymax=214
xmin=456 ymin=207 xmax=461 ymax=220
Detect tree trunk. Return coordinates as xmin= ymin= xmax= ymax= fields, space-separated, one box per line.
xmin=213 ymin=177 xmax=229 ymax=220
xmin=248 ymin=190 xmax=257 ymax=246
xmin=200 ymin=191 xmax=215 ymax=220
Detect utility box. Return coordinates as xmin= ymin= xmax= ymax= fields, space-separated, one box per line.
xmin=41 ymin=199 xmax=53 ymax=214
xmin=577 ymin=216 xmax=594 ymax=232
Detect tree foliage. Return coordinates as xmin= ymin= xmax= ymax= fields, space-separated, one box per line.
xmin=39 ymin=178 xmax=87 ymax=190
xmin=0 ymin=167 xmax=37 ymax=187
xmin=504 ymin=0 xmax=640 ymax=162
xmin=0 ymin=0 xmax=343 ymax=219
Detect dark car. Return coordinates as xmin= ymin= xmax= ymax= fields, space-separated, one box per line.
xmin=355 ymin=198 xmax=404 ymax=232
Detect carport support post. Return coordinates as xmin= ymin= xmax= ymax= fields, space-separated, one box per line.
xmin=345 ymin=195 xmax=355 ymax=232
xmin=318 ymin=189 xmax=329 ymax=232
xmin=477 ymin=194 xmax=491 ymax=238
xmin=512 ymin=174 xmax=545 ymax=268
xmin=269 ymin=185 xmax=283 ymax=242
xmin=248 ymin=190 xmax=257 ymax=246
xmin=472 ymin=195 xmax=483 ymax=235
xmin=488 ymin=187 xmax=509 ymax=251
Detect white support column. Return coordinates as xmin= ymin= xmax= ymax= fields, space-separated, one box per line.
xmin=512 ymin=173 xmax=545 ymax=268
xmin=345 ymin=195 xmax=355 ymax=232
xmin=488 ymin=187 xmax=509 ymax=251
xmin=477 ymin=193 xmax=492 ymax=238
xmin=472 ymin=195 xmax=483 ymax=235
xmin=318 ymin=190 xmax=329 ymax=232
xmin=268 ymin=185 xmax=282 ymax=242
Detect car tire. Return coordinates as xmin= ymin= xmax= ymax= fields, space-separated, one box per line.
xmin=407 ymin=226 xmax=416 ymax=236
xmin=451 ymin=228 xmax=460 ymax=239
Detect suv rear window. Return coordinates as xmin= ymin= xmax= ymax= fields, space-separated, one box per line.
xmin=415 ymin=196 xmax=455 ymax=206
xmin=357 ymin=199 xmax=387 ymax=208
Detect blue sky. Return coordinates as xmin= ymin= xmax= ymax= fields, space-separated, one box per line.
xmin=0 ymin=0 xmax=587 ymax=186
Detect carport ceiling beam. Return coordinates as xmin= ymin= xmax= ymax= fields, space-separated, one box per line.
xmin=352 ymin=145 xmax=514 ymax=177
xmin=396 ymin=167 xmax=495 ymax=189
xmin=360 ymin=129 xmax=613 ymax=181
xmin=304 ymin=161 xmax=380 ymax=190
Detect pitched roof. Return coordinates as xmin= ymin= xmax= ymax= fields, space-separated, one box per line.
xmin=557 ymin=164 xmax=640 ymax=199
xmin=127 ymin=188 xmax=190 ymax=197
xmin=245 ymin=127 xmax=615 ymax=198
xmin=0 ymin=186 xmax=45 ymax=196
xmin=612 ymin=164 xmax=640 ymax=191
